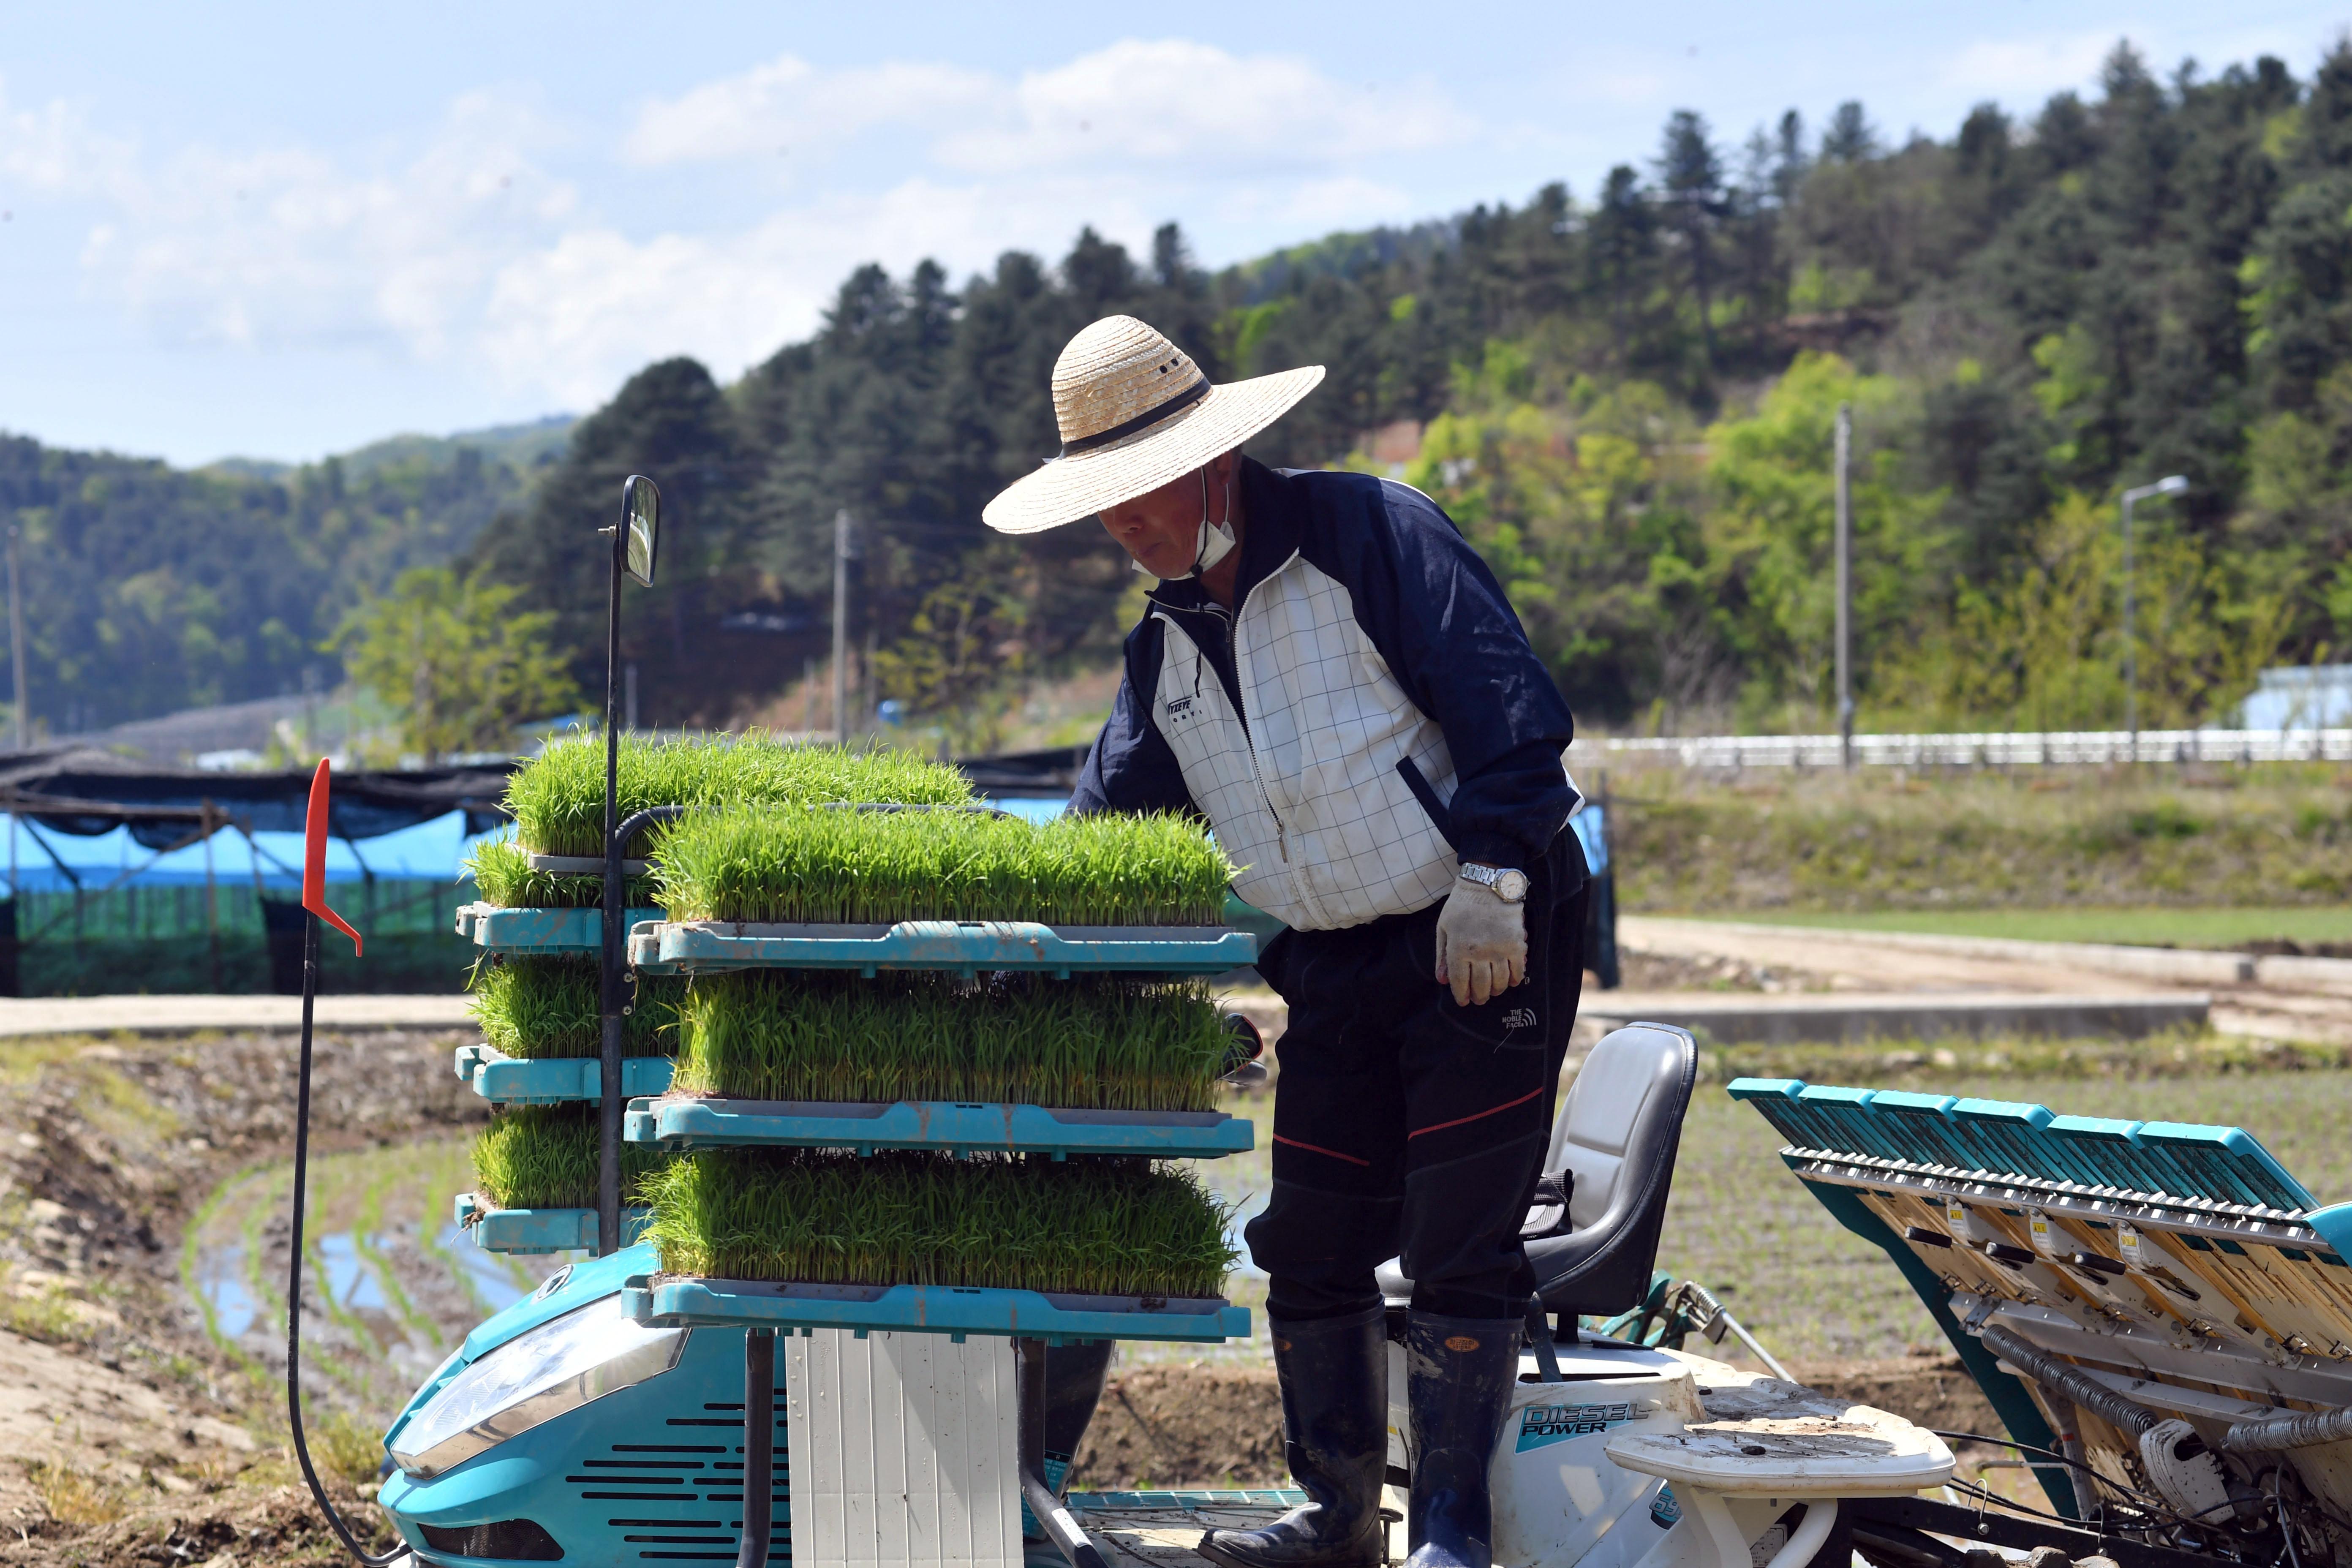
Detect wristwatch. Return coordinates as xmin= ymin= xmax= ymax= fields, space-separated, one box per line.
xmin=1457 ymin=862 xmax=1530 ymax=903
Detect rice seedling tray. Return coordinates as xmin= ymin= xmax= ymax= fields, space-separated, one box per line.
xmin=629 ymin=918 xmax=1258 ymax=976
xmin=622 ymin=1094 xmax=1252 ymax=1158
xmin=455 ymin=902 xmax=666 ymax=953
xmin=452 ymin=1191 xmax=652 ymax=1255
xmin=621 ymin=1275 xmax=1250 ymax=1345
xmin=452 ymin=1043 xmax=675 ymax=1105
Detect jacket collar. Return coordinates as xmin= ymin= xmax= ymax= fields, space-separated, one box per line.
xmin=1146 ymin=458 xmax=1301 ymax=618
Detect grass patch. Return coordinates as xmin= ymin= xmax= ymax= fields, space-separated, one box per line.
xmin=674 ymin=972 xmax=1229 ymax=1110
xmin=1614 ymin=763 xmax=2352 ymax=914
xmin=0 ymin=1276 xmax=99 ymax=1345
xmin=656 ymin=807 xmax=1232 ymax=925
xmin=28 ymin=1459 xmax=128 ymax=1527
xmin=309 ymin=1409 xmax=390 ymax=1486
xmin=1664 ymin=905 xmax=2352 ymax=950
xmin=644 ymin=1150 xmax=1236 ymax=1299
xmin=507 ymin=733 xmax=972 ymax=858
xmin=469 ymin=955 xmax=686 ymax=1059
xmin=471 ymin=1105 xmax=664 ymax=1210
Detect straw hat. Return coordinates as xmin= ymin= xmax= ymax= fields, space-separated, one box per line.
xmin=982 ymin=315 xmax=1324 ymax=534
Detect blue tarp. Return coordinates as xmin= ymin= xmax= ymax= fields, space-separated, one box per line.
xmin=0 ymin=810 xmax=501 ymax=895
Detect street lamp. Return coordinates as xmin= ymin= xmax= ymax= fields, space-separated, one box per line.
xmin=2120 ymin=474 xmax=2189 ymax=761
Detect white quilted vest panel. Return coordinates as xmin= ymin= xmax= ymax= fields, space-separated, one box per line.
xmin=1150 ymin=555 xmax=1460 ymax=931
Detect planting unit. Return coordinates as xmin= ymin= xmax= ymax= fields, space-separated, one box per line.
xmin=618 ymin=895 xmax=1257 ymax=1568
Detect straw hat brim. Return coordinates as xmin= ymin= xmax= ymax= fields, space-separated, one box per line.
xmin=983 ymin=365 xmax=1326 ymax=535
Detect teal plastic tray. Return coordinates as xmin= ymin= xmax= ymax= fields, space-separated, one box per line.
xmin=623 ymin=1275 xmax=1250 ymax=1345
xmin=628 ymin=918 xmax=1256 ymax=976
xmin=453 ymin=1191 xmax=651 ymax=1255
xmin=1728 ymin=1075 xmax=2320 ymax=1214
xmin=452 ymin=1043 xmax=675 ymax=1105
xmin=623 ymin=1095 xmax=1252 ymax=1158
xmin=455 ymin=902 xmax=666 ymax=953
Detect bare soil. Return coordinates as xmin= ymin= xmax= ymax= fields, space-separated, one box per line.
xmin=1069 ymin=1354 xmax=2002 ymax=1491
xmin=0 ymin=1027 xmax=483 ymax=1566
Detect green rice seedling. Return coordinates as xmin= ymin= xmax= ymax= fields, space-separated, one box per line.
xmin=470 ymin=735 xmax=972 ymax=908
xmin=655 ymin=806 xmax=1233 ymax=926
xmin=642 ymin=1150 xmax=1237 ymax=1300
xmin=506 ymin=733 xmax=973 ymax=858
xmin=470 ymin=1105 xmax=665 ymax=1211
xmin=464 ymin=838 xmax=659 ymax=911
xmin=671 ymin=972 xmax=1230 ymax=1111
xmin=468 ymin=955 xmax=686 ymax=1059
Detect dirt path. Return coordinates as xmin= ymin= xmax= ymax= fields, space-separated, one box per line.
xmin=1621 ymin=915 xmax=2352 ymax=1045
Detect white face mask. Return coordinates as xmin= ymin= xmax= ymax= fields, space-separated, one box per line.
xmin=1132 ymin=470 xmax=1239 ymax=579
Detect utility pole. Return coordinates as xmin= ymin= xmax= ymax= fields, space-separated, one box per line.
xmin=7 ymin=523 xmax=24 ymax=752
xmin=831 ymin=509 xmax=852 ymax=746
xmin=1834 ymin=403 xmax=1854 ymax=770
xmin=2119 ymin=475 xmax=2189 ymax=763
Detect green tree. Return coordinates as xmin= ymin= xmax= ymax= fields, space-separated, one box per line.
xmin=1698 ymin=353 xmax=1944 ymax=724
xmin=1882 ymin=491 xmax=2289 ymax=730
xmin=336 ymin=566 xmax=578 ymax=761
xmin=870 ymin=553 xmax=1031 ymax=754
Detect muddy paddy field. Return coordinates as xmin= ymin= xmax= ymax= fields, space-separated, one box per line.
xmin=0 ymin=1018 xmax=2343 ymax=1565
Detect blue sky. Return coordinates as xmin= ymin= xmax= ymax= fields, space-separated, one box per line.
xmin=1 ymin=2 xmax=2341 ymax=467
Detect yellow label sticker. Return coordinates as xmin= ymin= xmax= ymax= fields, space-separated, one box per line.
xmin=2118 ymin=1225 xmax=2145 ymax=1266
xmin=2029 ymin=1211 xmax=2055 ymax=1253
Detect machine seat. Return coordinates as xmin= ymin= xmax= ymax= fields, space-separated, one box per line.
xmin=1378 ymin=1023 xmax=1696 ymax=1313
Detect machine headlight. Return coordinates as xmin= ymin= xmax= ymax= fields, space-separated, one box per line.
xmin=391 ymin=1293 xmax=686 ymax=1478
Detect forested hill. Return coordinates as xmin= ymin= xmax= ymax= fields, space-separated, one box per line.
xmin=16 ymin=38 xmax=2352 ymax=741
xmin=478 ymin=38 xmax=2352 ymax=739
xmin=0 ymin=418 xmax=567 ymax=737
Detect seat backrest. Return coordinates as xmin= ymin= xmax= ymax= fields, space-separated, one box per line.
xmin=1529 ymin=1022 xmax=1697 ymax=1316
xmin=1547 ymin=1023 xmax=1692 ymax=1230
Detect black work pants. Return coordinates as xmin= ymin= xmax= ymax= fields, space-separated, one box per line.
xmin=1244 ymin=831 xmax=1588 ymax=1323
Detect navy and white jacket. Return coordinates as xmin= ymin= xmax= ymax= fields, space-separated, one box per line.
xmin=1071 ymin=458 xmax=1579 ymax=931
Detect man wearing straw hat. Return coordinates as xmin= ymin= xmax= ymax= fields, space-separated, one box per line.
xmin=986 ymin=316 xmax=1588 ymax=1568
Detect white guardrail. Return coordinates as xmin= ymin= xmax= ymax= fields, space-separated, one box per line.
xmin=1564 ymin=728 xmax=2352 ymax=769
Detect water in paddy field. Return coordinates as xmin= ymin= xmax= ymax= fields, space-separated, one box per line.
xmin=183 ymin=1136 xmax=579 ymax=1436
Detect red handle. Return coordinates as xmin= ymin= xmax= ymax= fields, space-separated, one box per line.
xmin=302 ymin=759 xmax=363 ymax=956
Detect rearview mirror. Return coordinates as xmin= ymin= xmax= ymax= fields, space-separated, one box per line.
xmin=622 ymin=474 xmax=660 ymax=587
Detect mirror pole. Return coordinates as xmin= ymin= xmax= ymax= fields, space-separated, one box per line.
xmin=597 ymin=486 xmax=627 ymax=1257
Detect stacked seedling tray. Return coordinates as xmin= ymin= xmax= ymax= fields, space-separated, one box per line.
xmin=452 ymin=735 xmax=977 ymax=1254
xmin=612 ymin=800 xmax=1257 ymax=1566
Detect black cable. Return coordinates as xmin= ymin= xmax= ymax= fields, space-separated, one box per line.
xmin=286 ymin=912 xmax=405 ymax=1567
xmin=1928 ymin=1429 xmax=2176 ymax=1514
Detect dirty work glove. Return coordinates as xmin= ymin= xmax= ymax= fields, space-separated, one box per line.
xmin=1433 ymin=882 xmax=1527 ymax=1008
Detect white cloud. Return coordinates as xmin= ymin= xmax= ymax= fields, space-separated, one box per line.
xmin=1939 ymin=33 xmax=2118 ymax=104
xmin=623 ymin=54 xmax=997 ymax=166
xmin=941 ymin=39 xmax=1470 ymax=173
xmin=11 ymin=42 xmax=1475 ymax=417
xmin=627 ymin=40 xmax=1472 ymax=177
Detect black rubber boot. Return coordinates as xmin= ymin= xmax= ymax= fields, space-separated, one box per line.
xmin=1198 ymin=1304 xmax=1388 ymax=1568
xmin=1403 ymin=1312 xmax=1519 ymax=1568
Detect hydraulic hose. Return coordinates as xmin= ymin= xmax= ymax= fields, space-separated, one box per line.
xmin=1986 ymin=1323 xmax=2352 ymax=1455
xmin=1980 ymin=1324 xmax=2157 ymax=1440
xmin=2220 ymin=1405 xmax=2352 ymax=1454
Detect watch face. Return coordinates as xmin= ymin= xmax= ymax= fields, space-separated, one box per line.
xmin=1497 ymin=870 xmax=1530 ymax=901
